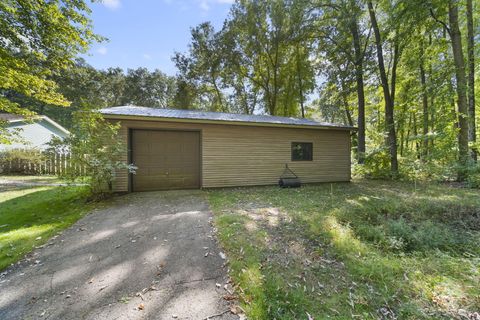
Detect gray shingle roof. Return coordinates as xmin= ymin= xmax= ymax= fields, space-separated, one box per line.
xmin=99 ymin=106 xmax=355 ymax=130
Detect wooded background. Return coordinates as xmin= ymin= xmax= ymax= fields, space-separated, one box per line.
xmin=1 ymin=0 xmax=479 ymax=182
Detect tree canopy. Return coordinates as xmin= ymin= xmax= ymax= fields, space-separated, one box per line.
xmin=174 ymin=0 xmax=479 ymax=181
xmin=2 ymin=0 xmax=479 ymax=182
xmin=0 ymin=0 xmax=100 ymax=116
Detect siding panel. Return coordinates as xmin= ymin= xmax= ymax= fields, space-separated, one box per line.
xmin=109 ymin=119 xmax=351 ymax=192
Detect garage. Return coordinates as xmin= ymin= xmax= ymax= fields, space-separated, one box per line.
xmin=130 ymin=129 xmax=200 ymax=191
xmin=101 ymin=106 xmax=354 ymax=192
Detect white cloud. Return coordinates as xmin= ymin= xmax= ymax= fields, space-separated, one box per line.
xmin=197 ymin=0 xmax=234 ymax=12
xmin=143 ymin=53 xmax=152 ymax=60
xmin=97 ymin=46 xmax=108 ymax=55
xmin=103 ymin=0 xmax=121 ymax=10
xmin=199 ymin=0 xmax=209 ymax=11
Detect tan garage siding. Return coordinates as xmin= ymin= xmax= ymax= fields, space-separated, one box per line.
xmin=109 ymin=119 xmax=351 ymax=192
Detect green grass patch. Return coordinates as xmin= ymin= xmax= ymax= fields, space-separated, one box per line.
xmin=0 ymin=184 xmax=95 ymax=270
xmin=0 ymin=175 xmax=65 ymax=184
xmin=208 ymin=180 xmax=480 ymax=319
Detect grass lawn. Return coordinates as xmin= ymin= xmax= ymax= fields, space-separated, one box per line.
xmin=0 ymin=181 xmax=96 ymax=271
xmin=0 ymin=175 xmax=65 ymax=184
xmin=208 ymin=180 xmax=480 ymax=319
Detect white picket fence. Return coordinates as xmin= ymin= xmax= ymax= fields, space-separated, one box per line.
xmin=0 ymin=152 xmax=87 ymax=175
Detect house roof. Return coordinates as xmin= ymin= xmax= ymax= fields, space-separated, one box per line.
xmin=99 ymin=106 xmax=355 ymax=130
xmin=0 ymin=113 xmax=70 ymax=135
xmin=0 ymin=113 xmax=24 ymax=122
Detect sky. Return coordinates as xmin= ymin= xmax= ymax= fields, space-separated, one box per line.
xmin=82 ymin=0 xmax=234 ymax=76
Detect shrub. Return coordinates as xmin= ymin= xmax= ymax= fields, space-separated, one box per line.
xmin=48 ymin=109 xmax=136 ymax=197
xmin=465 ymin=164 xmax=480 ymax=188
xmin=0 ymin=148 xmax=46 ymax=174
xmin=382 ymin=218 xmax=469 ymax=253
xmin=353 ymin=147 xmax=391 ymax=179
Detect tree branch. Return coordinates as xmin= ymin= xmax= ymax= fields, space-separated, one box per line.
xmin=429 ymin=8 xmax=451 ymax=37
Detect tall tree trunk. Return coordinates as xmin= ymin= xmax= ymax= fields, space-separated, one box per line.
xmin=466 ymin=0 xmax=476 ymax=161
xmin=212 ymin=79 xmax=225 ymax=112
xmin=420 ymin=39 xmax=429 ymax=159
xmin=399 ymin=103 xmax=408 ymax=157
xmin=449 ymin=1 xmax=470 ymax=180
xmin=367 ymin=1 xmax=399 ymax=177
xmin=430 ymin=95 xmax=435 ymax=150
xmin=413 ymin=112 xmax=420 ymax=159
xmin=406 ymin=113 xmax=412 ymax=152
xmin=428 ymin=34 xmax=435 ymax=151
xmin=350 ymin=15 xmax=366 ymax=164
xmin=296 ymin=45 xmax=305 ymax=118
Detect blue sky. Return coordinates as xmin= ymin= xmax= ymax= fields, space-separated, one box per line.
xmin=82 ymin=0 xmax=234 ymax=75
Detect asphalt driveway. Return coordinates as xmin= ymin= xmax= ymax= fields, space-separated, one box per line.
xmin=0 ymin=190 xmax=238 ymax=319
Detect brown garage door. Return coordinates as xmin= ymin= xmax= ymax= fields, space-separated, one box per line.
xmin=131 ymin=130 xmax=200 ymax=191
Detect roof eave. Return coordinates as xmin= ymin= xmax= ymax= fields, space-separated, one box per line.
xmin=100 ymin=113 xmax=356 ymax=131
xmin=40 ymin=116 xmax=70 ymax=135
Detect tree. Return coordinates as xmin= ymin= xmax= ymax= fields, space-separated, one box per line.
xmin=367 ymin=0 xmax=399 ymax=176
xmin=173 ymin=22 xmax=227 ymax=112
xmin=49 ymin=109 xmax=136 ymax=196
xmin=121 ymin=68 xmax=176 ymax=108
xmin=220 ymin=0 xmax=315 ymax=116
xmin=448 ymin=1 xmax=470 ymax=178
xmin=313 ymin=0 xmax=370 ymax=163
xmin=348 ymin=0 xmax=368 ymax=164
xmin=173 ymin=79 xmax=198 ymax=110
xmin=0 ymin=0 xmax=99 ymax=117
xmin=466 ymin=0 xmax=476 ymax=161
xmin=429 ymin=1 xmax=471 ymax=178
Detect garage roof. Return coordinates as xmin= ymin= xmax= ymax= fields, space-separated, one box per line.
xmin=99 ymin=106 xmax=355 ymax=130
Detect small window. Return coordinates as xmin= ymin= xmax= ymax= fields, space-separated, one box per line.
xmin=291 ymin=142 xmax=313 ymax=161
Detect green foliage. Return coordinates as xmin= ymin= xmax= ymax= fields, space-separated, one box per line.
xmin=169 ymin=0 xmax=480 ymax=182
xmin=359 ymin=148 xmax=392 ymax=179
xmin=208 ymin=181 xmax=480 ymax=319
xmin=0 ymin=0 xmax=100 ymax=116
xmin=174 ymin=0 xmax=315 ymax=116
xmin=465 ymin=164 xmax=480 ymax=188
xmin=49 ymin=110 xmax=135 ymax=196
xmin=121 ymin=67 xmax=176 ymax=108
xmin=19 ymin=60 xmax=177 ymax=129
xmin=0 ymin=148 xmax=45 ymax=174
xmin=173 ymin=22 xmax=227 ymax=112
xmin=0 ymin=184 xmax=94 ymax=270
xmin=2 ymin=0 xmax=477 ymax=183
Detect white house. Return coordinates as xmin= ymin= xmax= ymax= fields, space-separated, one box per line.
xmin=0 ymin=114 xmax=69 ymax=151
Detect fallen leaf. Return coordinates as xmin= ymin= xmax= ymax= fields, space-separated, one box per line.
xmin=230 ymin=305 xmax=242 ymax=315
xmin=223 ymin=294 xmax=236 ymax=301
